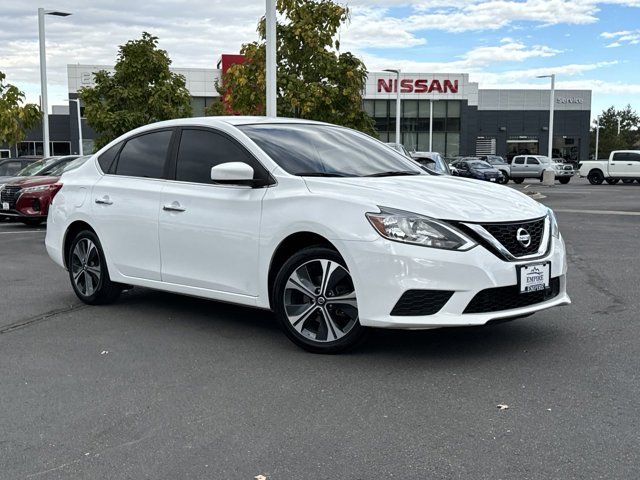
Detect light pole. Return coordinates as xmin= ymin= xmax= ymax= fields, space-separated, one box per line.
xmin=595 ymin=117 xmax=601 ymax=160
xmin=429 ymin=100 xmax=434 ymax=152
xmin=537 ymin=74 xmax=555 ymax=159
xmin=383 ymin=69 xmax=401 ymax=145
xmin=68 ymin=99 xmax=83 ymax=155
xmin=265 ymin=0 xmax=276 ymax=117
xmin=38 ymin=8 xmax=72 ymax=157
xmin=617 ymin=117 xmax=621 ymax=135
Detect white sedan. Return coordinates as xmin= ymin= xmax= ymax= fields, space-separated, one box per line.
xmin=45 ymin=117 xmax=570 ymax=353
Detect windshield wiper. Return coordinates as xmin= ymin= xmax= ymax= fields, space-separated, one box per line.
xmin=365 ymin=171 xmax=422 ymax=177
xmin=294 ymin=172 xmax=350 ymax=177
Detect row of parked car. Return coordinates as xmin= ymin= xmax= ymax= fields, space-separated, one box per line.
xmin=0 ymin=155 xmax=89 ymax=226
xmin=385 ymin=144 xmax=575 ymax=185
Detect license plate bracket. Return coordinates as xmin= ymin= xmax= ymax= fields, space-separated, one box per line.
xmin=518 ymin=262 xmax=551 ymax=293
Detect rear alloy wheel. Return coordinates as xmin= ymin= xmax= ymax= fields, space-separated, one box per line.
xmin=512 ymin=178 xmax=524 ymax=184
xmin=605 ymin=178 xmax=620 ymax=185
xmin=587 ymin=170 xmax=604 ymax=185
xmin=622 ymin=179 xmax=634 ymax=184
xmin=273 ymin=247 xmax=366 ymax=353
xmin=68 ymin=231 xmax=122 ymax=305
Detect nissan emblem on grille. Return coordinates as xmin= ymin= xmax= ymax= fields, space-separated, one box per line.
xmin=516 ymin=228 xmax=531 ymax=248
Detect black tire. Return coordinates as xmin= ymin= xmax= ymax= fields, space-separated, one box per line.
xmin=20 ymin=218 xmax=43 ymax=226
xmin=622 ymin=179 xmax=634 ymax=184
xmin=559 ymin=177 xmax=571 ymax=185
xmin=273 ymin=246 xmax=367 ymax=354
xmin=605 ymin=178 xmax=620 ymax=185
xmin=497 ymin=172 xmax=509 ymax=184
xmin=67 ymin=230 xmax=122 ymax=305
xmin=587 ymin=170 xmax=604 ymax=185
xmin=512 ymin=178 xmax=524 ymax=184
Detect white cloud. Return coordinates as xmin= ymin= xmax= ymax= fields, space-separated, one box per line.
xmin=600 ymin=29 xmax=640 ymax=46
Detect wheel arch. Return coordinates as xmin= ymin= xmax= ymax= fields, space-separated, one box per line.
xmin=267 ymin=231 xmax=341 ymax=309
xmin=63 ymin=220 xmax=97 ymax=269
xmin=588 ymin=168 xmax=604 ymax=177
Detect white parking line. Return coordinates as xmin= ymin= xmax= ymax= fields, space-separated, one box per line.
xmin=555 ymin=209 xmax=640 ymax=216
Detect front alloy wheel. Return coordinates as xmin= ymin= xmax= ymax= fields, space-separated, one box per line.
xmin=274 ymin=247 xmax=366 ymax=353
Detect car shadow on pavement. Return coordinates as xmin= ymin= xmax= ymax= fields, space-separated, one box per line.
xmin=112 ymin=287 xmax=565 ymax=360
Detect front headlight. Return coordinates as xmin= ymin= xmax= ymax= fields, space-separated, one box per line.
xmin=548 ymin=208 xmax=560 ymax=238
xmin=366 ymin=207 xmax=477 ymax=251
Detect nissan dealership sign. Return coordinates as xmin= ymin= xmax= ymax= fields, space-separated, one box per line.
xmin=365 ymin=73 xmax=479 ymax=105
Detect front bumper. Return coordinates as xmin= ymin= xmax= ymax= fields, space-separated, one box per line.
xmin=344 ymin=234 xmax=569 ymax=329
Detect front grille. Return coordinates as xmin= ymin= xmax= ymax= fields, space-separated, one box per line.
xmin=464 ymin=276 xmax=561 ymax=314
xmin=0 ymin=186 xmax=21 ymax=209
xmin=391 ymin=290 xmax=454 ymax=316
xmin=482 ymin=217 xmax=545 ymax=257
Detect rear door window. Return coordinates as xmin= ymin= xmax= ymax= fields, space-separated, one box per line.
xmin=98 ymin=142 xmax=123 ymax=173
xmin=115 ymin=130 xmax=173 ymax=179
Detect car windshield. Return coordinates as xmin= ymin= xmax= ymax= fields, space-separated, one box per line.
xmin=47 ymin=156 xmax=88 ymax=176
xmin=239 ymin=124 xmax=423 ymax=177
xmin=486 ymin=157 xmax=506 ymax=165
xmin=17 ymin=158 xmax=57 ymax=177
xmin=469 ymin=161 xmax=492 ymax=169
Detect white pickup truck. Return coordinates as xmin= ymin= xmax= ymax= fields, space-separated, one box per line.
xmin=579 ymin=150 xmax=640 ymax=185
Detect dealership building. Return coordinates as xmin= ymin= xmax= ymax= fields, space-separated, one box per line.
xmin=3 ymin=58 xmax=591 ymax=162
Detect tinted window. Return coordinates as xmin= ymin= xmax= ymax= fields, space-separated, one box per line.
xmin=116 ymin=130 xmax=172 ymax=178
xmin=613 ymin=152 xmax=640 ymax=162
xmin=513 ymin=157 xmax=524 ymax=164
xmin=98 ymin=143 xmax=122 ymax=173
xmin=0 ymin=161 xmax=22 ymax=176
xmin=48 ymin=157 xmax=89 ymax=176
xmin=175 ymin=129 xmax=269 ymax=184
xmin=239 ymin=124 xmax=422 ymax=177
xmin=528 ymin=158 xmax=540 ymax=165
xmin=18 ymin=158 xmax=57 ymax=176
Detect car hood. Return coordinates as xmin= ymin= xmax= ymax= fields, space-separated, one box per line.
xmin=303 ymin=175 xmax=548 ymax=222
xmin=0 ymin=175 xmax=20 ymax=184
xmin=4 ymin=176 xmax=59 ymax=188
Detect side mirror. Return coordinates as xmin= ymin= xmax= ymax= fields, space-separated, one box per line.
xmin=211 ymin=162 xmax=256 ymax=186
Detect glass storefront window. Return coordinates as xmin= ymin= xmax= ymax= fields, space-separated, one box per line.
xmin=403 ymin=100 xmax=418 ymax=118
xmin=432 ymin=133 xmax=446 ymax=154
xmin=447 ymin=101 xmax=461 ymax=117
xmin=446 ymin=133 xmax=460 ymax=157
xmin=363 ymin=100 xmax=375 ymax=117
xmin=418 ymin=100 xmax=431 ymax=119
xmin=433 ymin=101 xmax=447 ymax=117
xmin=374 ymin=100 xmax=388 ymax=117
xmin=389 ymin=100 xmax=397 ymax=118
xmin=417 ymin=132 xmax=430 ymax=151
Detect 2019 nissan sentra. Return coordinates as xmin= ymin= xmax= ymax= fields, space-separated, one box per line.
xmin=45 ymin=117 xmax=570 ymax=353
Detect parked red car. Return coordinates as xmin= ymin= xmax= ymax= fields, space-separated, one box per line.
xmin=0 ymin=156 xmax=88 ymax=226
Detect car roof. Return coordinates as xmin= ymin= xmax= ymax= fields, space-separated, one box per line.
xmin=142 ymin=116 xmax=330 ymax=130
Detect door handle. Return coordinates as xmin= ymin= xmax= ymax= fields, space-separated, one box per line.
xmin=163 ymin=202 xmax=186 ymax=212
xmin=628 ymin=163 xmax=633 ymax=166
xmin=95 ymin=196 xmax=113 ymax=205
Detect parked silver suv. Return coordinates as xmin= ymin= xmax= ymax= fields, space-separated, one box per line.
xmin=510 ymin=155 xmax=574 ymax=184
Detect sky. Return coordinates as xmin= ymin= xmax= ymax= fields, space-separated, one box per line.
xmin=1 ymin=0 xmax=639 ymax=119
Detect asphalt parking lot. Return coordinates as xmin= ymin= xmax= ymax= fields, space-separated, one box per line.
xmin=1 ymin=177 xmax=639 ymax=479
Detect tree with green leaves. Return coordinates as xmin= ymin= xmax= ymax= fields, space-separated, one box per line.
xmin=0 ymin=71 xmax=42 ymax=156
xmin=209 ymin=0 xmax=375 ymax=135
xmin=80 ymin=32 xmax=192 ymax=149
xmin=590 ymin=105 xmax=640 ymax=159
